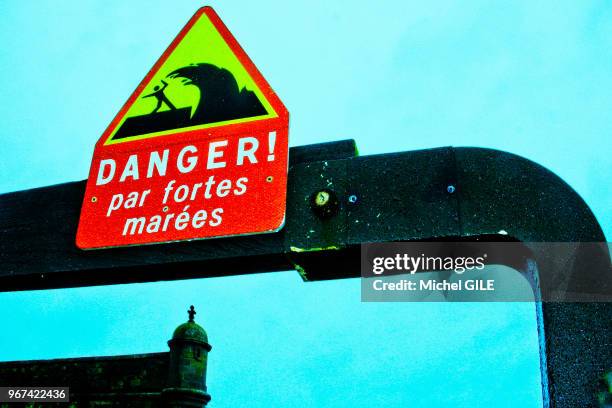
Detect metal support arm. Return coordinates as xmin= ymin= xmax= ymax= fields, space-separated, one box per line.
xmin=1 ymin=140 xmax=610 ymax=407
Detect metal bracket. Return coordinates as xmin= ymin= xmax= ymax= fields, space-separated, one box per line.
xmin=0 ymin=139 xmax=610 ymax=407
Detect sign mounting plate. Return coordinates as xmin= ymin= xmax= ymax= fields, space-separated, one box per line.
xmin=77 ymin=6 xmax=289 ymax=249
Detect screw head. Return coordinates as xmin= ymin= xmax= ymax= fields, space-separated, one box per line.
xmin=314 ymin=190 xmax=331 ymax=207
xmin=91 ymin=196 xmax=98 ymax=203
xmin=162 ymin=205 xmax=169 ymax=212
xmin=266 ymin=176 xmax=274 ymax=183
xmin=348 ymin=194 xmax=358 ymax=204
xmin=447 ymin=185 xmax=456 ymax=194
xmin=310 ymin=189 xmax=339 ymax=219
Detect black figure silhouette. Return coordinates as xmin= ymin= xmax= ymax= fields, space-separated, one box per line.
xmin=112 ymin=63 xmax=266 ymax=140
xmin=142 ymin=80 xmax=176 ymax=113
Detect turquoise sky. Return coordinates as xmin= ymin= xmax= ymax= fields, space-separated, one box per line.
xmin=1 ymin=1 xmax=611 ymax=407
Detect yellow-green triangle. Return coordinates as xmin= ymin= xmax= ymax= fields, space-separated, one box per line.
xmin=105 ymin=12 xmax=276 ymax=145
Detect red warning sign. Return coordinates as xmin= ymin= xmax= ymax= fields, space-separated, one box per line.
xmin=76 ymin=7 xmax=289 ymax=249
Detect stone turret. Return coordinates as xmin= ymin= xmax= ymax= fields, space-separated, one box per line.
xmin=162 ymin=306 xmax=212 ymax=407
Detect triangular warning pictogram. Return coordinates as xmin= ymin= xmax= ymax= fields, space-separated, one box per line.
xmin=102 ymin=7 xmax=286 ymax=145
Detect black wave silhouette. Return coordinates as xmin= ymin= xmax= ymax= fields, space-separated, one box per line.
xmin=168 ymin=63 xmax=267 ymax=124
xmin=112 ymin=63 xmax=268 ymax=140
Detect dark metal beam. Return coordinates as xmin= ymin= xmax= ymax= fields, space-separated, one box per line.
xmin=1 ymin=140 xmax=610 ymax=408
xmin=0 ymin=141 xmax=608 ymax=289
xmin=0 ymin=140 xmax=360 ymax=291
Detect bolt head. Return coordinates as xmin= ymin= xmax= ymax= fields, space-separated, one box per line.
xmin=310 ymin=189 xmax=339 ymax=219
xmin=314 ymin=191 xmax=331 ymax=207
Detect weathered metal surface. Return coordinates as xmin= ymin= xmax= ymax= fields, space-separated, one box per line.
xmin=4 ymin=142 xmax=607 ymax=290
xmin=0 ymin=141 xmax=359 ymax=290
xmin=0 ymin=140 xmax=610 ymax=407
